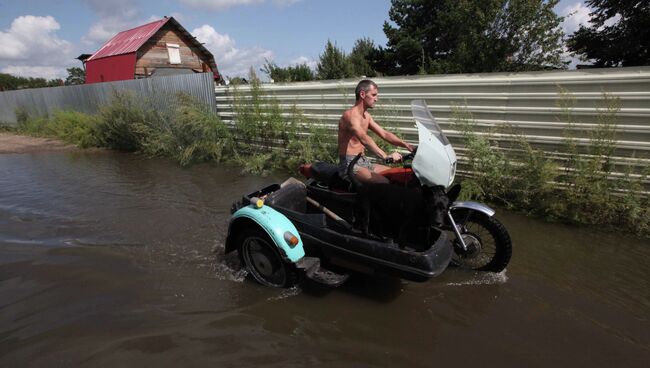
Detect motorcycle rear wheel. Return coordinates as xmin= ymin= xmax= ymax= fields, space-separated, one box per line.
xmin=450 ymin=209 xmax=512 ymax=272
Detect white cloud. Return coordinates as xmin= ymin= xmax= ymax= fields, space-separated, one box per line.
xmin=0 ymin=33 xmax=26 ymax=60
xmin=192 ymin=24 xmax=273 ymax=78
xmin=0 ymin=16 xmax=75 ymax=79
xmin=290 ymin=56 xmax=317 ymax=70
xmin=272 ymin=0 xmax=302 ymax=7
xmin=181 ymin=0 xmax=264 ymax=11
xmin=559 ymin=1 xmax=622 ymax=68
xmin=601 ymin=13 xmax=621 ymax=29
xmin=82 ymin=0 xmax=139 ymax=19
xmin=180 ymin=0 xmax=302 ymax=11
xmin=83 ymin=19 xmax=124 ymax=45
xmin=167 ymin=12 xmax=187 ymax=23
xmin=80 ymin=0 xmax=144 ymax=46
xmin=81 ymin=14 xmax=151 ymax=46
xmin=560 ymin=1 xmax=621 ymax=36
xmin=0 ymin=16 xmax=72 ymax=61
xmin=558 ymin=2 xmax=591 ymax=68
xmin=1 ymin=65 xmax=64 ymax=80
xmin=560 ymin=2 xmax=592 ymax=35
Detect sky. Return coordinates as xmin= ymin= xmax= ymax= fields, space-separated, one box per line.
xmin=0 ymin=0 xmax=597 ymax=80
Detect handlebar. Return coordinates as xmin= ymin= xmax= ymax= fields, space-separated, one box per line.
xmin=384 ymin=146 xmax=418 ymax=165
xmin=402 ymin=151 xmax=416 ymax=161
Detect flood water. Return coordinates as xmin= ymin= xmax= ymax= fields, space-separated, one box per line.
xmin=1 ymin=150 xmax=648 ymax=367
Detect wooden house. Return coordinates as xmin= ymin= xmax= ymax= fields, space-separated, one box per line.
xmin=83 ymin=17 xmax=221 ymax=84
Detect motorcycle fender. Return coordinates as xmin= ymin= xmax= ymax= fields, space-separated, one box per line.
xmin=450 ymin=201 xmax=495 ymax=217
xmin=227 ymin=205 xmax=305 ymax=263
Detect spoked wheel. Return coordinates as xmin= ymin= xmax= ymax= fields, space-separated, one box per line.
xmin=449 ymin=209 xmax=512 ymax=272
xmin=237 ymin=228 xmax=299 ymax=288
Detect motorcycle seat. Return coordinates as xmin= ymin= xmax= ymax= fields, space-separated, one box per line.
xmin=309 ymin=162 xmax=351 ymax=191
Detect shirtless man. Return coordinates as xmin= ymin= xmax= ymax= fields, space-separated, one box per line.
xmin=338 ymin=79 xmax=414 ymax=184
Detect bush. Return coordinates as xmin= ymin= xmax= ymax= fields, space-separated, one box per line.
xmin=166 ymin=93 xmax=234 ymax=166
xmin=230 ymin=69 xmax=337 ymax=174
xmin=452 ymin=107 xmax=514 ymax=203
xmin=452 ymin=91 xmax=649 ymax=237
xmin=14 ymin=108 xmax=99 ymax=148
xmin=15 ymin=107 xmax=49 ymax=136
xmin=48 ymin=110 xmax=100 ymax=148
xmin=508 ymin=133 xmax=558 ymax=213
xmin=283 ymin=104 xmax=337 ymax=171
xmin=95 ymin=90 xmax=161 ymax=152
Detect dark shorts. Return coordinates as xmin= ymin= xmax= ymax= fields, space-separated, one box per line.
xmin=338 ymin=155 xmax=375 ymax=180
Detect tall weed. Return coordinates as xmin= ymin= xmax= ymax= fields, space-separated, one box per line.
xmin=453 ymin=90 xmax=648 ymax=237
xmin=15 ymin=107 xmax=49 ymax=136
xmin=48 ymin=110 xmax=100 ymax=147
xmin=95 ymin=90 xmax=161 ymax=152
xmin=230 ymin=69 xmax=336 ymax=174
xmin=452 ymin=106 xmax=513 ymax=203
xmin=15 ymin=107 xmax=98 ymax=147
xmin=166 ymin=93 xmax=234 ymax=166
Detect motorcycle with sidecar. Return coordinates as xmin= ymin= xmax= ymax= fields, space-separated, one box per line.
xmin=225 ymin=100 xmax=512 ymax=287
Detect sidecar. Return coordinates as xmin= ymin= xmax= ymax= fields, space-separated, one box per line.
xmin=225 ymin=177 xmax=452 ymax=288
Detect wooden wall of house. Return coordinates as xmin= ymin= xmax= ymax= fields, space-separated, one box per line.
xmin=135 ymin=24 xmax=212 ymax=78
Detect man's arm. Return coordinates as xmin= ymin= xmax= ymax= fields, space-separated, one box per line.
xmin=348 ymin=116 xmax=390 ymax=160
xmin=368 ymin=118 xmax=414 ymax=152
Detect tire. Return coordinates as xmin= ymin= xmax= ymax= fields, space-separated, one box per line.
xmin=449 ymin=209 xmax=512 ymax=272
xmin=236 ymin=227 xmax=299 ymax=288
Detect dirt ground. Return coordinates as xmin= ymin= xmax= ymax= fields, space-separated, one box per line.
xmin=0 ymin=132 xmax=76 ymax=154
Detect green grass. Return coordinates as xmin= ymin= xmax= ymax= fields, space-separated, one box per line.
xmin=229 ymin=69 xmax=337 ymax=174
xmin=452 ymin=91 xmax=649 ymax=237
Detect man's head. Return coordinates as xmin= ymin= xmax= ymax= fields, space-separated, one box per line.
xmin=355 ymin=79 xmax=378 ymax=108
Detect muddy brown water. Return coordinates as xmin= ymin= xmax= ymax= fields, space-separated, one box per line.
xmin=0 ymin=151 xmax=648 ymax=367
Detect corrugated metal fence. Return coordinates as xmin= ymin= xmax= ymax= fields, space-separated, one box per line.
xmin=0 ymin=72 xmax=216 ymax=125
xmin=215 ymin=67 xmax=650 ymax=178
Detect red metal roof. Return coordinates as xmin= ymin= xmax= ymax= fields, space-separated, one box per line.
xmin=87 ymin=18 xmax=170 ymax=61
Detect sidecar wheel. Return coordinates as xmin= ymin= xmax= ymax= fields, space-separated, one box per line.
xmin=236 ymin=227 xmax=299 ymax=288
xmin=450 ymin=209 xmax=512 ymax=272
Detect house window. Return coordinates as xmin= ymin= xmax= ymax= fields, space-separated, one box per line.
xmin=167 ymin=43 xmax=181 ymax=64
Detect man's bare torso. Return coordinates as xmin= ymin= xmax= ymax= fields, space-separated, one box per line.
xmin=338 ymin=107 xmax=370 ymax=157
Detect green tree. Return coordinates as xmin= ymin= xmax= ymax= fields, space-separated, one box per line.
xmin=261 ymin=60 xmax=291 ymax=82
xmin=0 ymin=73 xmax=19 ymax=91
xmin=0 ymin=73 xmax=62 ymax=91
xmin=317 ymin=40 xmax=353 ymax=80
xmin=567 ymin=0 xmax=650 ymax=67
xmin=348 ymin=37 xmax=379 ymax=77
xmin=261 ymin=59 xmax=315 ymax=82
xmin=65 ymin=67 xmax=85 ymax=85
xmin=380 ymin=0 xmax=566 ymax=75
xmin=289 ymin=63 xmax=316 ymax=81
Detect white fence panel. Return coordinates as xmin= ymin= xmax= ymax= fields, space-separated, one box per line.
xmin=0 ymin=73 xmax=216 ymax=125
xmin=215 ymin=67 xmax=650 ymax=178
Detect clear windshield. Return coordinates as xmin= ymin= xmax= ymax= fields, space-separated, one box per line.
xmin=411 ymin=100 xmax=449 ymax=146
xmin=410 ymin=99 xmax=456 ymax=187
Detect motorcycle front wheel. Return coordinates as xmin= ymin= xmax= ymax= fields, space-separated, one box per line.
xmin=236 ymin=227 xmax=299 ymax=288
xmin=449 ymin=209 xmax=512 ymax=272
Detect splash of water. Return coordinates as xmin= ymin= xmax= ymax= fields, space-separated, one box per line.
xmin=446 ymin=270 xmax=508 ymax=286
xmin=267 ymin=286 xmax=302 ymax=301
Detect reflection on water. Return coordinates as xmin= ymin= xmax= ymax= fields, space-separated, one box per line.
xmin=0 ymin=151 xmax=648 ymax=367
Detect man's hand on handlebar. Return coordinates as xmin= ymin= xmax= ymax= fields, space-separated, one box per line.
xmin=384 ymin=151 xmax=402 ymax=164
xmin=384 ymin=145 xmax=418 ymax=164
